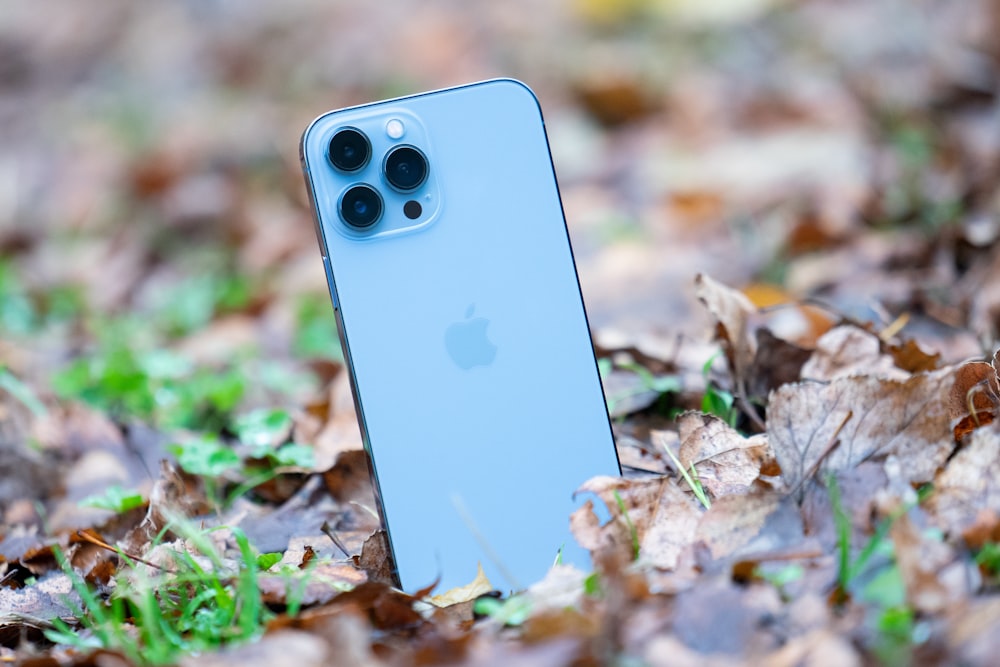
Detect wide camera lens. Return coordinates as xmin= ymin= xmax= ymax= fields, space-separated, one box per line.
xmin=329 ymin=128 xmax=371 ymax=172
xmin=340 ymin=184 xmax=383 ymax=228
xmin=383 ymin=145 xmax=428 ymax=192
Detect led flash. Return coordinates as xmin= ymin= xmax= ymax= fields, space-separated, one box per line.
xmin=386 ymin=119 xmax=405 ymax=139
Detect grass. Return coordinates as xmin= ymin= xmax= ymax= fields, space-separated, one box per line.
xmin=45 ymin=523 xmax=280 ymax=666
xmin=661 ymin=444 xmax=711 ymax=509
xmin=827 ymin=475 xmax=929 ymax=666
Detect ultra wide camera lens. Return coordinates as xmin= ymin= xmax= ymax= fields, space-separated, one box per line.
xmin=340 ymin=184 xmax=383 ymax=228
xmin=329 ymin=128 xmax=371 ymax=172
xmin=383 ymin=145 xmax=428 ymax=192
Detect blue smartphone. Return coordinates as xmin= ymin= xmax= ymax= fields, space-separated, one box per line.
xmin=300 ymin=79 xmax=621 ymax=593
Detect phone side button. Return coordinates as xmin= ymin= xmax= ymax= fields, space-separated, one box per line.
xmin=321 ymin=256 xmax=340 ymax=310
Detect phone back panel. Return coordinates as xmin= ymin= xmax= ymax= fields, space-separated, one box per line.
xmin=301 ymin=79 xmax=620 ymax=592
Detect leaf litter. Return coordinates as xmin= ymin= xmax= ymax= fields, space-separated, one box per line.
xmin=3 ymin=0 xmax=1000 ymax=664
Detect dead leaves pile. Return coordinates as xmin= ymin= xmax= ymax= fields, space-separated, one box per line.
xmin=4 ymin=273 xmax=1000 ymax=666
xmin=568 ymin=274 xmax=1000 ymax=665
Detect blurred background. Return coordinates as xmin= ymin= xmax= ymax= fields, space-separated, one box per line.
xmin=1 ymin=0 xmax=999 ymax=418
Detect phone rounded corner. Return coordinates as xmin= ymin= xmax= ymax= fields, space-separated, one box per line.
xmin=487 ymin=77 xmax=542 ymax=109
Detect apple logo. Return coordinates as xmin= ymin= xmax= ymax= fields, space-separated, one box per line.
xmin=445 ymin=304 xmax=497 ymax=370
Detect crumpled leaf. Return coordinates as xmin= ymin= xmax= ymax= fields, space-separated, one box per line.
xmin=800 ymin=325 xmax=907 ymax=381
xmin=429 ymin=563 xmax=492 ymax=607
xmin=352 ymin=530 xmax=394 ymax=586
xmin=572 ymin=476 xmax=702 ymax=569
xmin=948 ymin=357 xmax=1000 ymax=440
xmin=695 ymin=490 xmax=803 ymax=560
xmin=768 ymin=367 xmax=957 ymax=492
xmin=889 ymin=513 xmax=958 ymax=614
xmin=676 ymin=412 xmax=773 ymax=497
xmin=695 ymin=273 xmax=758 ymax=389
xmin=926 ymin=424 xmax=1000 ymax=535
xmin=179 ymin=630 xmax=333 ymax=667
xmin=0 ymin=572 xmax=78 ymax=630
xmin=748 ymin=328 xmax=813 ymax=398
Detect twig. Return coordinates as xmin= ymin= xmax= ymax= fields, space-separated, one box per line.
xmin=74 ymin=530 xmax=177 ymax=574
xmin=320 ymin=521 xmax=352 ymax=559
xmin=789 ymin=409 xmax=853 ymax=497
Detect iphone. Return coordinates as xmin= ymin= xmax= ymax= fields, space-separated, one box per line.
xmin=300 ymin=79 xmax=620 ymax=592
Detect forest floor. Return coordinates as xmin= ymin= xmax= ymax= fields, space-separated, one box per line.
xmin=2 ymin=0 xmax=1000 ymax=665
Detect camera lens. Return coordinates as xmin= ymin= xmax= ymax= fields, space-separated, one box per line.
xmin=329 ymin=128 xmax=371 ymax=172
xmin=383 ymin=145 xmax=428 ymax=192
xmin=339 ymin=184 xmax=383 ymax=228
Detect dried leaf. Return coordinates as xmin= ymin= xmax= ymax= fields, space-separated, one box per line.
xmin=889 ymin=513 xmax=956 ymax=613
xmin=258 ymin=563 xmax=367 ymax=607
xmin=926 ymin=424 xmax=1000 ymax=535
xmin=800 ymin=325 xmax=906 ymax=381
xmin=695 ymin=273 xmax=759 ymax=386
xmin=179 ymin=630 xmax=332 ymax=667
xmin=428 ymin=563 xmax=492 ymax=607
xmin=695 ymin=490 xmax=802 ymax=560
xmin=949 ymin=361 xmax=1000 ymax=418
xmin=676 ymin=412 xmax=772 ymax=497
xmin=573 ymin=476 xmax=702 ymax=569
xmin=353 ymin=530 xmax=394 ymax=586
xmin=768 ymin=368 xmax=957 ymax=492
xmin=749 ymin=328 xmax=813 ymax=397
xmin=887 ymin=338 xmax=942 ymax=373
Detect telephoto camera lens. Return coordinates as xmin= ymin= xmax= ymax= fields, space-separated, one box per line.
xmin=340 ymin=184 xmax=383 ymax=228
xmin=383 ymin=145 xmax=428 ymax=191
xmin=329 ymin=128 xmax=371 ymax=172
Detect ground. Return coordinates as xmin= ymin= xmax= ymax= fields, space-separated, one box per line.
xmin=1 ymin=0 xmax=1000 ymax=665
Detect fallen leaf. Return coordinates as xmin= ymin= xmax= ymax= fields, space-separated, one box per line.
xmin=179 ymin=630 xmax=332 ymax=667
xmin=800 ymin=325 xmax=908 ymax=381
xmin=258 ymin=563 xmax=367 ymax=607
xmin=890 ymin=513 xmax=958 ymax=613
xmin=695 ymin=490 xmax=802 ymax=560
xmin=428 ymin=563 xmax=492 ymax=607
xmin=768 ymin=367 xmax=958 ymax=492
xmin=331 ymin=581 xmax=424 ymax=631
xmin=887 ymin=337 xmax=942 ymax=373
xmin=572 ymin=475 xmax=703 ymax=569
xmin=676 ymin=412 xmax=772 ymax=497
xmin=926 ymin=424 xmax=1000 ymax=536
xmin=353 ymin=530 xmax=394 ymax=586
xmin=948 ymin=358 xmax=1000 ymax=440
xmin=695 ymin=273 xmax=758 ymax=389
xmin=671 ymin=577 xmax=782 ymax=656
xmin=948 ymin=597 xmax=1000 ymax=667
xmin=748 ymin=328 xmax=813 ymax=398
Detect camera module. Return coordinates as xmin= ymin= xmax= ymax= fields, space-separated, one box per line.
xmin=383 ymin=145 xmax=428 ymax=192
xmin=339 ymin=184 xmax=383 ymax=228
xmin=329 ymin=128 xmax=371 ymax=172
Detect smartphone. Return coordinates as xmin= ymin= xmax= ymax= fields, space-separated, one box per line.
xmin=300 ymin=79 xmax=621 ymax=593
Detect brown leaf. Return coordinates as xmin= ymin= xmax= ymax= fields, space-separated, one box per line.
xmin=323 ymin=450 xmax=376 ymax=506
xmin=695 ymin=490 xmax=803 ymax=560
xmin=178 ymin=630 xmax=332 ymax=667
xmin=948 ymin=360 xmax=1000 ymax=442
xmin=926 ymin=424 xmax=1000 ymax=535
xmin=888 ymin=337 xmax=942 ymax=373
xmin=676 ymin=413 xmax=772 ymax=498
xmin=889 ymin=513 xmax=956 ymax=614
xmin=428 ymin=564 xmax=492 ymax=607
xmin=573 ymin=476 xmax=702 ymax=569
xmin=258 ymin=563 xmax=367 ymax=607
xmin=695 ymin=273 xmax=758 ymax=387
xmin=353 ymin=530 xmax=394 ymax=586
xmin=749 ymin=328 xmax=813 ymax=397
xmin=800 ymin=325 xmax=906 ymax=381
xmin=768 ymin=367 xmax=957 ymax=492
xmin=332 ymin=581 xmax=424 ymax=631
xmin=949 ymin=361 xmax=1000 ymax=418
